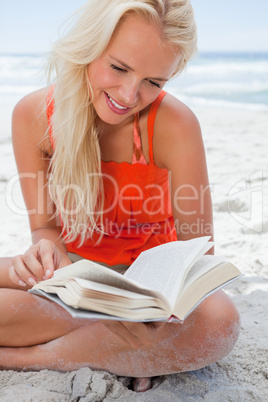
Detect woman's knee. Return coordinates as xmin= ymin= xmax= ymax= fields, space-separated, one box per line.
xmin=195 ymin=290 xmax=241 ymax=358
xmin=204 ymin=290 xmax=240 ymax=330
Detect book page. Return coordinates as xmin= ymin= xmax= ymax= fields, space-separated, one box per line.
xmin=182 ymin=255 xmax=226 ymax=290
xmin=30 ymin=289 xmax=167 ymax=322
xmin=35 ymin=278 xmax=157 ymax=303
xmin=124 ymin=237 xmax=212 ymax=305
xmin=173 ymin=262 xmax=241 ymax=321
xmin=63 ymin=282 xmax=162 ymax=310
xmin=34 ymin=259 xmax=165 ymax=301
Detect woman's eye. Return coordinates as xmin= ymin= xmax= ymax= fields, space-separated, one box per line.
xmin=111 ymin=64 xmax=161 ymax=89
xmin=111 ymin=64 xmax=127 ymax=73
xmin=148 ymin=80 xmax=161 ymax=89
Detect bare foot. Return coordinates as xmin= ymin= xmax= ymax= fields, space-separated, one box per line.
xmin=132 ymin=377 xmax=152 ymax=392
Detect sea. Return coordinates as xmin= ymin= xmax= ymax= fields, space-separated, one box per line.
xmin=0 ymin=52 xmax=268 ymax=112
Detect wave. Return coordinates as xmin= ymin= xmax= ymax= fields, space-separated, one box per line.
xmin=0 ymin=54 xmax=44 ymax=72
xmin=0 ymin=54 xmax=46 ymax=87
xmin=185 ymin=61 xmax=268 ymax=76
xmin=167 ymin=90 xmax=268 ymax=112
xmin=185 ymin=53 xmax=268 ymax=77
xmin=180 ymin=81 xmax=268 ymax=96
xmin=0 ymin=85 xmax=41 ymax=96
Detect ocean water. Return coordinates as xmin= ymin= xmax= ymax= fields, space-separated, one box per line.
xmin=167 ymin=52 xmax=268 ymax=111
xmin=1 ymin=52 xmax=268 ymax=111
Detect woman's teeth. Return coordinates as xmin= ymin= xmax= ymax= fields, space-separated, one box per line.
xmin=107 ymin=94 xmax=128 ymax=110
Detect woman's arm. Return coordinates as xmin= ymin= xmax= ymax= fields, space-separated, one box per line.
xmin=154 ymin=94 xmax=214 ymax=253
xmin=9 ymin=88 xmax=71 ymax=287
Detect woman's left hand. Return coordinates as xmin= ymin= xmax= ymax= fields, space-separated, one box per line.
xmin=100 ymin=320 xmax=166 ymax=348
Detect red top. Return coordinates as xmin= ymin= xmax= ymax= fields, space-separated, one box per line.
xmin=47 ymin=90 xmax=177 ymax=265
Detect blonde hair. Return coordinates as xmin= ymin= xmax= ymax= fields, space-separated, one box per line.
xmin=46 ymin=0 xmax=197 ymax=245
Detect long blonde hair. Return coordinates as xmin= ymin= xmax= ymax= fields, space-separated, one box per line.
xmin=46 ymin=0 xmax=197 ymax=245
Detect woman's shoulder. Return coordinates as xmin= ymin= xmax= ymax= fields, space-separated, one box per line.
xmin=12 ymin=87 xmax=52 ymax=155
xmin=153 ymin=92 xmax=203 ymax=169
xmin=157 ymin=92 xmax=201 ymax=139
xmin=13 ymin=87 xmax=48 ymax=118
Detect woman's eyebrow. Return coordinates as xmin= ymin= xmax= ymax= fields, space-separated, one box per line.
xmin=109 ymin=55 xmax=169 ymax=81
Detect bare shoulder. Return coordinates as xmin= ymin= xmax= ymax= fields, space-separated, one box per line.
xmin=153 ymin=92 xmax=204 ymax=169
xmin=12 ymin=87 xmax=52 ymax=155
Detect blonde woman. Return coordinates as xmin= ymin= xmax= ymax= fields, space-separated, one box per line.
xmin=0 ymin=0 xmax=240 ymax=392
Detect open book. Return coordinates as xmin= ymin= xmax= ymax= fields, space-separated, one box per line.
xmin=29 ymin=237 xmax=241 ymax=323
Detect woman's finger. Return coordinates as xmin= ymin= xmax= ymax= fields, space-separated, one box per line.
xmin=9 ymin=255 xmax=37 ymax=286
xmin=8 ymin=263 xmax=27 ymax=287
xmin=38 ymin=239 xmax=57 ymax=279
xmin=22 ymin=247 xmax=46 ymax=280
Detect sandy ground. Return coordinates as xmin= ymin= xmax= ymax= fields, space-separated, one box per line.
xmin=0 ymin=98 xmax=267 ymax=401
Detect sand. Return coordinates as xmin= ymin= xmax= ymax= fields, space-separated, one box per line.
xmin=0 ymin=98 xmax=267 ymax=401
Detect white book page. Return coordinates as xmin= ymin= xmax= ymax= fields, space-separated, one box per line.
xmin=124 ymin=237 xmax=212 ymax=305
xmin=178 ymin=255 xmax=226 ymax=293
xmin=174 ymin=262 xmax=241 ymax=321
xmin=34 ymin=259 xmax=168 ymax=301
xmin=66 ymin=282 xmax=166 ymax=311
xmin=30 ymin=289 xmax=168 ymax=322
xmin=35 ymin=277 xmax=153 ymax=301
xmin=36 ymin=260 xmax=151 ymax=296
xmin=71 ymin=278 xmax=165 ymax=307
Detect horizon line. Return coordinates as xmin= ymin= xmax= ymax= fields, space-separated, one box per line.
xmin=1 ymin=50 xmax=268 ymax=57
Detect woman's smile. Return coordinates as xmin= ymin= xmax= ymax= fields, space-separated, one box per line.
xmin=105 ymin=92 xmax=132 ymax=114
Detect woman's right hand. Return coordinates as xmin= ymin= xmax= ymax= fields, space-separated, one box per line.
xmin=9 ymin=239 xmax=72 ymax=287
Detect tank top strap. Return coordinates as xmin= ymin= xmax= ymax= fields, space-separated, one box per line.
xmin=46 ymin=87 xmax=55 ymax=150
xmin=132 ymin=112 xmax=147 ymax=165
xmin=147 ymin=90 xmax=167 ymax=164
xmin=46 ymin=87 xmax=167 ymax=164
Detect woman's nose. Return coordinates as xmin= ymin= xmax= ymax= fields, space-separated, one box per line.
xmin=118 ymin=80 xmax=139 ymax=106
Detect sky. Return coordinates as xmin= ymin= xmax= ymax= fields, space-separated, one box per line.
xmin=0 ymin=0 xmax=268 ymax=54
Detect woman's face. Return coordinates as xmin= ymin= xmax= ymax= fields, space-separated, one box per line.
xmin=88 ymin=15 xmax=182 ymax=126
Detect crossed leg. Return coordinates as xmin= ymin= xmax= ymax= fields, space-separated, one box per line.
xmin=0 ymin=286 xmax=240 ymax=378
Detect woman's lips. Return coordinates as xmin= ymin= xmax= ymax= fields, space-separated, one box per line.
xmin=104 ymin=92 xmax=131 ymax=115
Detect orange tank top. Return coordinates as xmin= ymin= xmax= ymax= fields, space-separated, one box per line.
xmin=47 ymin=90 xmax=177 ymax=265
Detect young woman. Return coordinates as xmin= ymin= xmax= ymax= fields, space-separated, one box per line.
xmin=0 ymin=0 xmax=240 ymax=392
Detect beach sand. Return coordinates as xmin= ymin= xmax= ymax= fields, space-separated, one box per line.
xmin=0 ymin=99 xmax=267 ymax=401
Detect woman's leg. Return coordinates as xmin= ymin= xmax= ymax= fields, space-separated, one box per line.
xmin=0 ymin=256 xmax=93 ymax=346
xmin=0 ymin=288 xmax=93 ymax=347
xmin=0 ymin=288 xmax=240 ymax=377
